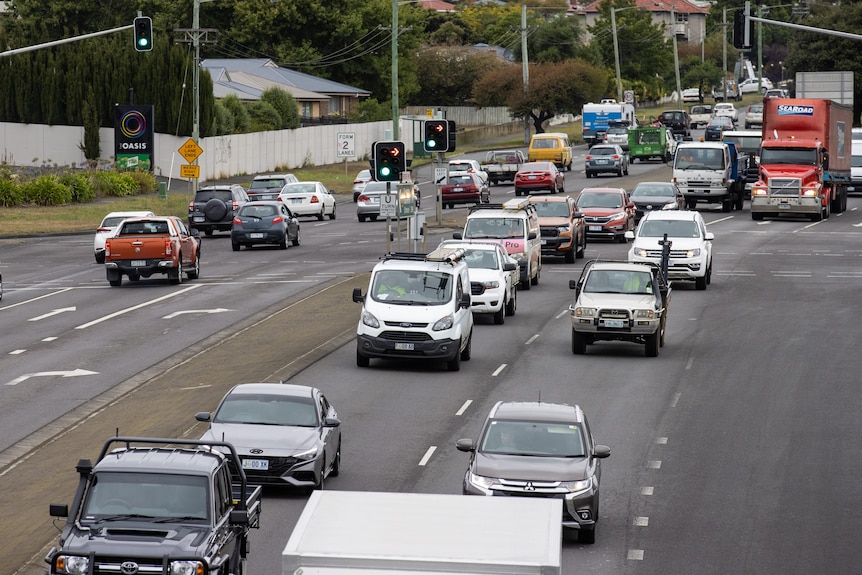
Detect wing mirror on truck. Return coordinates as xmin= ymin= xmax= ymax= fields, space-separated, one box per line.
xmin=568 ymin=279 xmax=581 ymax=297
xmin=352 ymin=287 xmax=364 ymax=303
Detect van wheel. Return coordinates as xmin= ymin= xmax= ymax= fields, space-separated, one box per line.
xmin=447 ymin=350 xmax=461 ymax=372
xmin=356 ymin=350 xmax=370 ymax=368
xmin=572 ymin=329 xmax=586 ymax=355
xmin=531 ymin=267 xmax=539 ymax=286
xmin=505 ymin=289 xmax=517 ymax=316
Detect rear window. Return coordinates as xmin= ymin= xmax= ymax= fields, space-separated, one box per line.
xmin=195 ymin=190 xmax=232 ymax=202
xmin=239 ymin=204 xmax=278 ymax=218
xmin=448 ymin=175 xmax=473 ymax=185
xmin=531 ymin=138 xmax=560 ymax=149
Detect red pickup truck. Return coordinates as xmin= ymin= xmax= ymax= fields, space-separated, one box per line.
xmin=104 ymin=216 xmax=201 ymax=286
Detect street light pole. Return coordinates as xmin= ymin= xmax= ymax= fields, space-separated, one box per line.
xmin=611 ymin=8 xmax=623 ymax=103
xmin=391 ymin=0 xmax=399 ymax=140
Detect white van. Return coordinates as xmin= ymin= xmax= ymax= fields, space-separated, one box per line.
xmin=851 ymin=132 xmax=862 ymax=193
xmin=453 ymin=198 xmax=542 ymax=289
xmin=352 ymin=248 xmax=474 ymax=371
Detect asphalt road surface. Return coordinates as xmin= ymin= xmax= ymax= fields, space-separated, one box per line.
xmin=3 ymin=151 xmax=862 ymax=575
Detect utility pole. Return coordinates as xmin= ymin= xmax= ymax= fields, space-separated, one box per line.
xmin=671 ymin=6 xmax=681 ymax=102
xmin=392 ymin=0 xmax=399 ymax=140
xmin=722 ymin=7 xmax=728 ymax=102
xmin=521 ymin=4 xmax=530 ymax=143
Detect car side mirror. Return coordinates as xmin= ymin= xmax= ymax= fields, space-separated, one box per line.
xmin=452 ymin=232 xmax=463 ymax=240
xmin=624 ymin=230 xmax=634 ymax=239
xmin=324 ymin=417 xmax=341 ymax=428
xmin=705 ymin=232 xmax=715 ymax=241
xmin=593 ymin=445 xmax=611 ymax=459
xmin=194 ymin=411 xmax=212 ymax=422
xmin=455 ymin=438 xmax=475 ymax=453
xmin=527 ymin=232 xmax=537 ymax=240
xmin=459 ymin=293 xmax=471 ymax=309
xmin=572 ymin=211 xmax=583 ymax=219
xmin=503 ymin=262 xmax=517 ymax=272
xmin=49 ymin=503 xmax=69 ymax=518
xmin=352 ymin=287 xmax=364 ymax=303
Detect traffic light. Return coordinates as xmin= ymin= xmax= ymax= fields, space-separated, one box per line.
xmin=423 ymin=120 xmax=449 ymax=152
xmin=447 ymin=120 xmax=457 ymax=153
xmin=373 ymin=141 xmax=406 ymax=182
xmin=732 ymin=7 xmax=751 ymax=49
xmin=134 ymin=16 xmax=153 ymax=52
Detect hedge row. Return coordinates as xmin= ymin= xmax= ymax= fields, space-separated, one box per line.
xmin=0 ymin=169 xmax=157 ymax=207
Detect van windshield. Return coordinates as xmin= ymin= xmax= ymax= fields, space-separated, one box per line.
xmin=371 ymin=270 xmax=453 ymax=305
xmin=464 ymin=218 xmax=524 ymax=239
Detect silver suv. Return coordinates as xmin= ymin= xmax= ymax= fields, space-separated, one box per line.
xmin=569 ymin=260 xmax=671 ymax=357
xmin=456 ymin=401 xmax=611 ymax=543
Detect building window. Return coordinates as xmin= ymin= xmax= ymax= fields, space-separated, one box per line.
xmin=301 ymin=102 xmax=312 ymax=118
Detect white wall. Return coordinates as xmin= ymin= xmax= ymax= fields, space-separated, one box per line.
xmin=0 ymin=119 xmax=411 ymax=183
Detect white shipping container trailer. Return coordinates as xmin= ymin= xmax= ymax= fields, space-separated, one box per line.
xmin=282 ymin=491 xmax=562 ymax=575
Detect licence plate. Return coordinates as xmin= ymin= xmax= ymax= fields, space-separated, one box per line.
xmin=454 ymin=187 xmax=463 ymax=192
xmin=779 ymin=204 xmax=790 ymax=209
xmin=603 ymin=319 xmax=625 ymax=328
xmin=529 ymin=175 xmax=538 ymax=180
xmin=131 ymin=260 xmax=145 ymax=267
xmin=250 ymin=233 xmax=264 ymax=239
xmin=194 ymin=216 xmax=205 ymax=222
xmin=395 ymin=342 xmax=414 ymax=351
xmin=589 ymin=226 xmax=603 ymax=232
xmin=596 ymin=159 xmax=608 ymax=164
xmin=242 ymin=459 xmax=269 ymax=470
xmin=291 ymin=198 xmax=302 ymax=204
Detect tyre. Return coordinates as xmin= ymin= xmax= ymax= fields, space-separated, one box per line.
xmin=493 ymin=305 xmax=505 ymax=325
xmin=645 ymin=331 xmax=660 ymax=357
xmin=521 ymin=267 xmax=531 ymax=290
xmin=695 ymin=274 xmax=707 ymax=290
xmin=660 ymin=315 xmax=666 ymax=347
xmin=571 ymin=329 xmax=586 ymax=355
xmin=576 ymin=233 xmax=587 ymax=259
xmin=292 ymin=230 xmax=301 ymax=247
xmin=531 ymin=267 xmax=539 ymax=285
xmin=722 ymin=197 xmax=732 ymax=212
xmin=328 ymin=204 xmax=336 ymax=220
xmin=232 ymin=241 xmax=241 ymax=251
xmin=204 ymin=198 xmax=228 ymax=221
xmin=505 ymin=288 xmax=517 ymax=316
xmin=461 ymin=332 xmax=472 ymax=361
xmin=752 ymin=212 xmax=764 ymax=221
xmin=585 ymin=171 xmax=592 ymax=179
xmin=446 ymin=349 xmax=461 ymax=372
xmin=313 ymin=459 xmax=325 ymax=491
xmin=95 ymin=252 xmax=105 ymax=264
xmin=317 ymin=209 xmax=324 ymax=221
xmin=187 ymin=251 xmax=201 ymax=280
xmin=564 ymin=245 xmax=575 ymax=264
xmin=356 ymin=349 xmax=370 ymax=367
xmin=358 ymin=215 xmax=366 ymax=223
xmin=279 ymin=235 xmax=287 ymax=249
xmin=170 ymin=258 xmax=183 ymax=285
xmin=370 ymin=215 xmax=378 ymax=222
xmin=108 ymin=271 xmax=122 ymax=287
xmin=204 ymin=229 xmax=214 ymax=237
xmin=330 ymin=439 xmax=341 ymax=477
xmin=734 ymin=193 xmax=744 ymax=211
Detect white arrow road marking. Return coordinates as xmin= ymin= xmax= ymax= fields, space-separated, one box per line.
xmin=162 ymin=308 xmax=230 ymax=319
xmin=28 ymin=307 xmax=76 ymax=322
xmin=6 ymin=368 xmax=99 ymax=386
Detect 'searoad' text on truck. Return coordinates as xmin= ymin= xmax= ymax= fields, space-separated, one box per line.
xmin=282 ymin=490 xmax=562 ymax=575
xmin=46 ymin=436 xmax=262 ymax=575
xmin=752 ymin=98 xmax=851 ymax=221
xmin=105 ymin=216 xmax=201 ymax=286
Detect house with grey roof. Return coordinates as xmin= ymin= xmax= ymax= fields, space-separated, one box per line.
xmin=201 ymin=58 xmax=371 ymax=121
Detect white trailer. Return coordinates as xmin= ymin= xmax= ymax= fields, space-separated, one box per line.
xmin=282 ymin=491 xmax=562 ymax=575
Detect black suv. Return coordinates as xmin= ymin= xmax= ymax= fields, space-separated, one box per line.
xmin=188 ymin=185 xmax=249 ymax=236
xmin=657 ymin=110 xmax=691 ymax=139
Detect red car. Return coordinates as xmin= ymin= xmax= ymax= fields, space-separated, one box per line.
xmin=575 ymin=187 xmax=635 ymax=243
xmin=442 ymin=173 xmax=490 ymax=208
xmin=514 ymin=161 xmax=565 ymax=196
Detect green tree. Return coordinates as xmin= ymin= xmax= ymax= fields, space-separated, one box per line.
xmin=472 ymin=60 xmax=608 ymax=133
xmin=220 ymin=94 xmax=251 ymax=134
xmin=248 ymin=100 xmax=282 ymax=132
xmin=260 ymin=87 xmax=300 ymax=129
xmin=413 ymin=46 xmax=507 ymax=106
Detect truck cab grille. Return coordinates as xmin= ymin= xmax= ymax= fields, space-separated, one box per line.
xmin=769 ymin=178 xmax=802 ymax=197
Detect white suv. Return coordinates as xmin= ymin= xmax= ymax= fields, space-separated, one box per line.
xmin=625 ymin=210 xmax=714 ymax=290
xmin=352 ymin=248 xmax=474 ymax=371
xmin=439 ymin=240 xmax=519 ymax=324
xmin=448 ymin=159 xmax=489 ymax=186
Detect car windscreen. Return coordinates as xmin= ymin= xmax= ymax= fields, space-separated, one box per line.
xmin=577 ymin=192 xmax=623 ymax=209
xmin=533 ymin=201 xmax=570 ymax=217
xmin=214 ymin=393 xmax=318 ymax=426
xmin=632 ymin=185 xmax=674 ymax=198
xmin=464 ymin=217 xmax=524 ymax=239
xmin=370 ymin=270 xmax=454 ymax=305
xmin=638 ymin=219 xmax=700 ymax=238
xmin=81 ymin=472 xmax=209 ymax=523
xmin=480 ymin=420 xmax=585 ymax=457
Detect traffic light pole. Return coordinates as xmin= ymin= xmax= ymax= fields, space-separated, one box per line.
xmin=0 ymin=24 xmax=133 ymax=58
xmin=435 ymin=152 xmax=444 ymax=226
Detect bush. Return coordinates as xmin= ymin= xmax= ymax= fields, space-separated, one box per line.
xmin=0 ymin=178 xmax=23 ymax=207
xmin=92 ymin=171 xmax=139 ymax=197
xmin=21 ymin=175 xmax=73 ymax=206
xmin=60 ymin=172 xmax=96 ymax=203
xmin=124 ymin=170 xmax=157 ymax=194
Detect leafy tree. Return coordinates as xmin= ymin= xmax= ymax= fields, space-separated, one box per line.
xmin=260 ymin=87 xmax=300 ymax=129
xmin=587 ymin=0 xmax=673 ymax=93
xmin=517 ymin=14 xmax=585 ymax=63
xmin=413 ymin=46 xmax=507 ymax=106
xmin=472 ymin=59 xmax=608 ymax=133
xmin=210 ymin=100 xmax=234 ymax=136
xmin=220 ymin=94 xmax=250 ymax=134
xmin=347 ymin=97 xmax=390 ymax=123
xmin=680 ymin=57 xmax=724 ymax=98
xmin=80 ymin=88 xmax=100 ymax=164
xmin=248 ymin=100 xmax=282 ymax=132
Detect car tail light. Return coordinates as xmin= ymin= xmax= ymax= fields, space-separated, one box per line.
xmin=310 ymin=195 xmax=320 ymax=204
xmin=164 ymin=239 xmax=172 ymax=256
xmin=188 ymin=201 xmax=194 ymax=211
xmin=272 ymin=216 xmax=284 ymax=224
xmin=358 ymin=195 xmax=369 ymax=202
xmin=612 ymin=155 xmax=621 ymax=160
xmin=105 ymin=239 xmax=112 ymax=257
xmin=96 ymin=227 xmax=111 ymax=233
xmin=585 ymin=155 xmax=593 ymax=161
xmin=233 ymin=217 xmax=242 ymax=225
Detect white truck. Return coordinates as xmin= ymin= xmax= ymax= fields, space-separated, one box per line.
xmin=582 ymin=100 xmax=637 ymax=147
xmin=672 ymin=141 xmax=744 ymax=212
xmin=282 ymin=491 xmax=562 ymax=575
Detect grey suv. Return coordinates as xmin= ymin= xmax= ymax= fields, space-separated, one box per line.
xmin=248 ymin=173 xmax=298 ymax=201
xmin=456 ymin=401 xmax=611 ymax=543
xmin=188 ymin=185 xmax=249 ymax=236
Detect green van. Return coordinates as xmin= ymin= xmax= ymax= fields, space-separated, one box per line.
xmin=628 ymin=126 xmax=673 ymax=163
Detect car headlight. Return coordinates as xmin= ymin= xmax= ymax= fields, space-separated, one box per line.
xmin=170 ymin=561 xmax=205 ymax=575
xmin=468 ymin=472 xmax=498 ymax=490
xmin=635 ymin=309 xmax=655 ymax=319
xmin=433 ymin=313 xmax=455 ymax=331
xmin=361 ymin=309 xmax=379 ymax=328
xmin=752 ymin=187 xmax=768 ymax=196
xmin=607 ymin=211 xmax=626 ymax=222
xmin=633 ymin=247 xmax=650 ymax=258
xmin=559 ymin=477 xmax=593 ymax=494
xmin=55 ymin=556 xmax=89 ymax=575
xmin=293 ymin=447 xmax=319 ymax=461
xmin=684 ymin=248 xmax=701 ymax=258
xmin=557 ymin=224 xmax=571 ymax=233
xmin=481 ymin=281 xmax=500 ymax=289
xmin=575 ymin=307 xmax=596 ymax=318
xmin=661 ymin=202 xmax=677 ymax=210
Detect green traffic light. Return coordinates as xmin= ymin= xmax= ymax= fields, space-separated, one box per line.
xmin=426 ymin=140 xmax=437 ymax=149
xmin=138 ymin=39 xmax=149 ymax=48
xmin=380 ymin=166 xmax=391 ymax=177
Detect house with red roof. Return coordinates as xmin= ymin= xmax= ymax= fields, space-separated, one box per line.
xmin=576 ymin=0 xmax=710 ymax=45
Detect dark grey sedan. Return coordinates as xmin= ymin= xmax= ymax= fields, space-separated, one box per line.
xmin=230 ymin=201 xmax=300 ymax=250
xmin=629 ymin=181 xmax=685 ymax=222
xmin=456 ymin=401 xmax=610 ymax=544
xmin=196 ymin=383 xmax=341 ymax=490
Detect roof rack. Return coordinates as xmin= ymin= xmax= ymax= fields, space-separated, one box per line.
xmin=381 ymin=248 xmax=467 ymax=265
xmin=468 ymin=198 xmax=535 ymax=213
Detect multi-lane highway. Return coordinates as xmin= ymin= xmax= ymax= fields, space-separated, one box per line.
xmin=2 ymin=147 xmax=862 ymax=575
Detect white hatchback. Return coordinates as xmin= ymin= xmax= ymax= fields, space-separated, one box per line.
xmin=94 ymin=211 xmax=155 ymax=263
xmin=278 ymin=181 xmax=336 ymax=221
xmin=625 ymin=210 xmax=714 ymax=290
xmin=713 ymin=103 xmax=738 ymax=123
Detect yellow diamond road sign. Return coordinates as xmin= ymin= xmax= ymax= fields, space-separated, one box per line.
xmin=178 ymin=138 xmax=203 ymax=163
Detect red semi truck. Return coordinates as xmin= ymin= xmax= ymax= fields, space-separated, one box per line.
xmin=751 ymin=98 xmax=851 ymax=221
